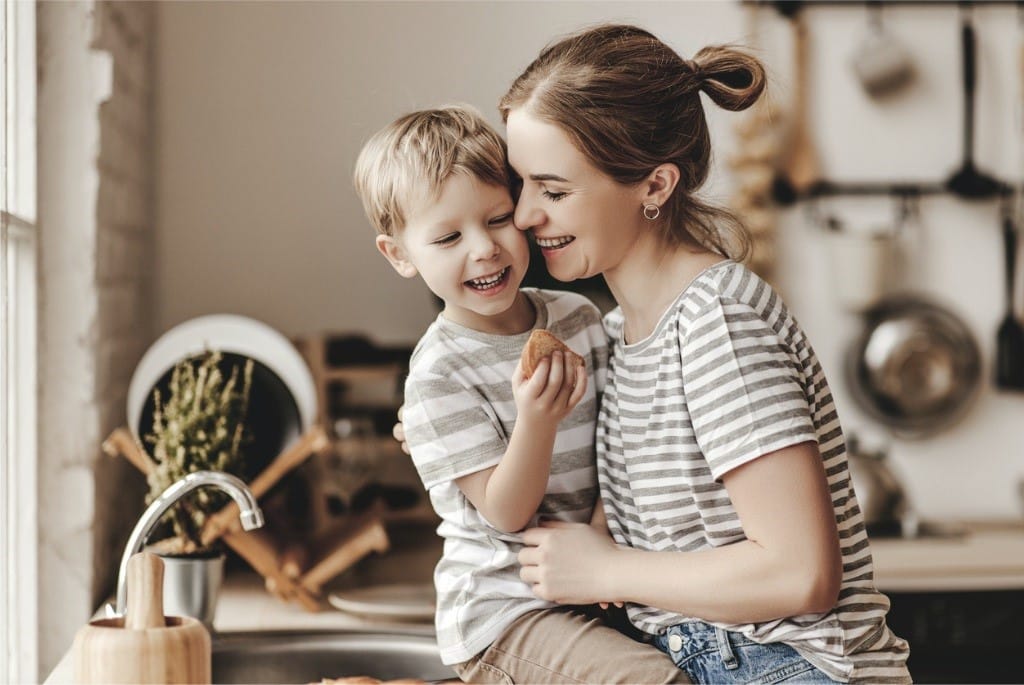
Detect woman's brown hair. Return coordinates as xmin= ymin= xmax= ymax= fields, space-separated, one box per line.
xmin=499 ymin=24 xmax=766 ymax=260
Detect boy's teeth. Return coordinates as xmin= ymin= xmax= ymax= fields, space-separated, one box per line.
xmin=537 ymin=236 xmax=574 ymax=248
xmin=469 ymin=268 xmax=507 ymax=287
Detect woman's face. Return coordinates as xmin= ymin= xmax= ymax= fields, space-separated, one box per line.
xmin=506 ymin=109 xmax=644 ymax=283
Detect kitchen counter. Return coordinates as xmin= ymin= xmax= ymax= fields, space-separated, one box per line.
xmin=870 ymin=521 xmax=1024 ymax=592
xmin=45 ymin=521 xmax=1024 ymax=683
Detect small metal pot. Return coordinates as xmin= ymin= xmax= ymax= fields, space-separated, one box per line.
xmin=846 ymin=436 xmax=909 ymax=536
xmin=157 ymin=552 xmax=225 ymax=632
xmin=847 ymin=296 xmax=981 ymax=438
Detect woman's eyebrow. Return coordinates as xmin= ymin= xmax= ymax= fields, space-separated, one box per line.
xmin=529 ymin=173 xmax=569 ymax=182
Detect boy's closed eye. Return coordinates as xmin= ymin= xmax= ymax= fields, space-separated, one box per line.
xmin=433 ymin=233 xmax=460 ymax=245
xmin=489 ymin=212 xmax=514 ymax=227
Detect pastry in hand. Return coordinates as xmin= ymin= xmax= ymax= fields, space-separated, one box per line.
xmin=520 ymin=330 xmax=585 ymax=377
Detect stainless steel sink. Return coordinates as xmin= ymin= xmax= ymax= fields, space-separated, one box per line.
xmin=212 ymin=631 xmax=457 ymax=684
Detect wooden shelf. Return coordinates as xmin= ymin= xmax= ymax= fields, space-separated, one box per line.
xmin=321 ymin=364 xmax=404 ymax=383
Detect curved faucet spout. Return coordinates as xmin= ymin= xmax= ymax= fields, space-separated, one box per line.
xmin=115 ymin=471 xmax=264 ymax=616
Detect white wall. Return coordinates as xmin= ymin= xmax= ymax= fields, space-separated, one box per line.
xmin=155 ymin=2 xmax=1024 ymax=521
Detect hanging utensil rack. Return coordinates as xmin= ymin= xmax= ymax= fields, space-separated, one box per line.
xmin=751 ymin=0 xmax=1021 ymax=204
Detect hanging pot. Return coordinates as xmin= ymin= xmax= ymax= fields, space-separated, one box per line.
xmin=847 ymin=296 xmax=982 ymax=437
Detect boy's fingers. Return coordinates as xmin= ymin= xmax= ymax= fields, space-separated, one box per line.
xmin=528 ymin=356 xmax=551 ymax=394
xmin=512 ymin=357 xmax=527 ymax=384
xmin=545 ymin=351 xmax=565 ymax=395
xmin=568 ymin=366 xmax=587 ymax=406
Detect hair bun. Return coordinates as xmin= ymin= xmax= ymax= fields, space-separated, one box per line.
xmin=692 ymin=45 xmax=766 ymax=112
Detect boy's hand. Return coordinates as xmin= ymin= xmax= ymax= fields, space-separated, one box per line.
xmin=512 ymin=351 xmax=587 ymax=426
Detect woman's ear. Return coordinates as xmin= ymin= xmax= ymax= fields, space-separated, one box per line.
xmin=376 ymin=234 xmax=418 ymax=278
xmin=641 ymin=163 xmax=681 ymax=207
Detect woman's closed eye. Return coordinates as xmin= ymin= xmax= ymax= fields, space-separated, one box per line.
xmin=542 ymin=189 xmax=568 ymax=202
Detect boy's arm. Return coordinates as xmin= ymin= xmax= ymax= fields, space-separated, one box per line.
xmin=456 ymin=352 xmax=587 ymax=533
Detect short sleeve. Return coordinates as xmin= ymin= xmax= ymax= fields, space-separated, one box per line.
xmin=403 ymin=371 xmax=507 ymax=490
xmin=680 ymin=298 xmax=817 ymax=480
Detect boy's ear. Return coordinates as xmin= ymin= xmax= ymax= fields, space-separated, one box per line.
xmin=640 ymin=163 xmax=681 ymax=207
xmin=376 ymin=234 xmax=418 ymax=279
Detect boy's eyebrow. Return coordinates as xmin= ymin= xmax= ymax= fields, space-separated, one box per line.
xmin=529 ymin=173 xmax=569 ymax=183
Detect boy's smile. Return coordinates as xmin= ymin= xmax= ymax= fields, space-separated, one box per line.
xmin=376 ymin=174 xmax=534 ymax=335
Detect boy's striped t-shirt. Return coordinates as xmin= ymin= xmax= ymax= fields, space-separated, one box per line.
xmin=403 ymin=288 xmax=608 ymax=666
xmin=597 ymin=260 xmax=910 ymax=683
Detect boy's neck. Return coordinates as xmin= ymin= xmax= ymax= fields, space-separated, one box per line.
xmin=442 ymin=290 xmax=537 ymax=336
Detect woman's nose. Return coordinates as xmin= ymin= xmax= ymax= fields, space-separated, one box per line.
xmin=514 ymin=194 xmax=543 ymax=231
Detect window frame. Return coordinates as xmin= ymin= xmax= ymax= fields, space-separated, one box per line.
xmin=1 ymin=0 xmax=37 ymax=681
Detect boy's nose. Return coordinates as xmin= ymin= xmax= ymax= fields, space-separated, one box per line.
xmin=469 ymin=232 xmax=500 ymax=260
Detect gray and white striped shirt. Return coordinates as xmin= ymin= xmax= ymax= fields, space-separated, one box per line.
xmin=404 ymin=288 xmax=608 ymax=665
xmin=598 ymin=260 xmax=910 ymax=683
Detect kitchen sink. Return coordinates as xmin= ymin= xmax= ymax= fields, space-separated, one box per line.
xmin=212 ymin=631 xmax=457 ymax=684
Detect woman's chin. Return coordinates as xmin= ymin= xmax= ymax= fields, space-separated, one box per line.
xmin=544 ymin=258 xmax=586 ymax=283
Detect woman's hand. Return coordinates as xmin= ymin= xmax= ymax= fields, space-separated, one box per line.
xmin=518 ymin=520 xmax=619 ymax=604
xmin=392 ymin=405 xmax=409 ymax=455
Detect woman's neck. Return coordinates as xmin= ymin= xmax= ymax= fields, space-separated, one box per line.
xmin=604 ymin=234 xmax=726 ymax=344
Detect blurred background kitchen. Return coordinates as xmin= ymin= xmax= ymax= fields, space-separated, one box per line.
xmin=3 ymin=0 xmax=1024 ymax=683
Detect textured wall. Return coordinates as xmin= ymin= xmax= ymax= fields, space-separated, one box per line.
xmin=36 ymin=0 xmax=154 ymax=675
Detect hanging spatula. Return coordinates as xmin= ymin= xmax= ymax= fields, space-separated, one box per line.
xmin=996 ymin=209 xmax=1024 ymax=390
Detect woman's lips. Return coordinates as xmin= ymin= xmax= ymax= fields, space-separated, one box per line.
xmin=535 ymin=235 xmax=575 ymax=251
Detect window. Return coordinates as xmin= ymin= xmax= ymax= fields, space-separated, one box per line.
xmin=1 ymin=0 xmax=36 ymax=681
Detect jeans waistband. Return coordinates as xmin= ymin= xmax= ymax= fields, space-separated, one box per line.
xmin=666 ymin=622 xmax=740 ymax=667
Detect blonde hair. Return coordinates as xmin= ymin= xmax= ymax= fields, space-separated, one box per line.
xmin=499 ymin=24 xmax=766 ymax=260
xmin=353 ymin=105 xmax=510 ymax=236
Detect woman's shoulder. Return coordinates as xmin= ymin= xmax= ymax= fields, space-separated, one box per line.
xmin=680 ymin=259 xmax=779 ymax=316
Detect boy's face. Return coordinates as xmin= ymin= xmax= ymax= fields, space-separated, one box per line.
xmin=376 ymin=174 xmax=529 ymax=332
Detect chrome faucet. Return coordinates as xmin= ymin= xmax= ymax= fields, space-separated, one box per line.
xmin=114 ymin=470 xmax=264 ymax=616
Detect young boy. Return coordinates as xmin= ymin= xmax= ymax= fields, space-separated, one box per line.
xmin=353 ymin=106 xmax=688 ymax=684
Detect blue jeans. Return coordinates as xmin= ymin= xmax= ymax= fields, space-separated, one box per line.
xmin=652 ymin=621 xmax=842 ymax=684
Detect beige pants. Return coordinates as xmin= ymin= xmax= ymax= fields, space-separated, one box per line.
xmin=452 ymin=607 xmax=691 ymax=684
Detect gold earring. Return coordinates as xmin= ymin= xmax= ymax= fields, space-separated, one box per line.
xmin=643 ymin=204 xmax=661 ymax=220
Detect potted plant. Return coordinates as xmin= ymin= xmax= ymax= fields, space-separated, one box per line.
xmin=143 ymin=349 xmax=255 ymax=627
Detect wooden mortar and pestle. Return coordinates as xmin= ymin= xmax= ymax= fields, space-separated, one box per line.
xmin=72 ymin=552 xmax=211 ymax=684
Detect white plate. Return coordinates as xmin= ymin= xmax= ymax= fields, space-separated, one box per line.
xmin=328 ymin=583 xmax=435 ymax=621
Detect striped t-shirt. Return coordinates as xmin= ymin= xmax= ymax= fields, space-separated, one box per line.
xmin=597 ymin=260 xmax=910 ymax=683
xmin=403 ymin=288 xmax=608 ymax=666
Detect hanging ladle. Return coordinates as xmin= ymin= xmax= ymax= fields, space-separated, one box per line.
xmin=947 ymin=7 xmax=1004 ymax=200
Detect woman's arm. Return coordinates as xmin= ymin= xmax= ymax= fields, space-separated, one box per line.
xmin=519 ymin=441 xmax=842 ymax=623
xmin=457 ymin=353 xmax=587 ymax=533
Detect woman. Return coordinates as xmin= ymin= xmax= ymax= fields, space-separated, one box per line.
xmin=399 ymin=23 xmax=910 ymax=684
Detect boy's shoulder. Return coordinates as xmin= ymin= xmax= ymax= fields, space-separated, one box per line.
xmin=407 ymin=315 xmax=506 ymax=383
xmin=526 ymin=287 xmax=602 ymax=324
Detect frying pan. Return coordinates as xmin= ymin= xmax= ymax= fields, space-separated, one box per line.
xmin=847 ymin=296 xmax=981 ymax=437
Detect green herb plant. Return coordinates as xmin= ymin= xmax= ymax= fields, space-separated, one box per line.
xmin=144 ymin=350 xmax=254 ymax=555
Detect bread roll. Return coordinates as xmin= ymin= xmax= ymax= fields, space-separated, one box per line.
xmin=520 ymin=330 xmax=585 ymax=377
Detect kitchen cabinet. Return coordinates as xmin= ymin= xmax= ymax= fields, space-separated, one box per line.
xmin=871 ymin=524 xmax=1024 ymax=683
xmin=886 ymin=589 xmax=1023 ymax=683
